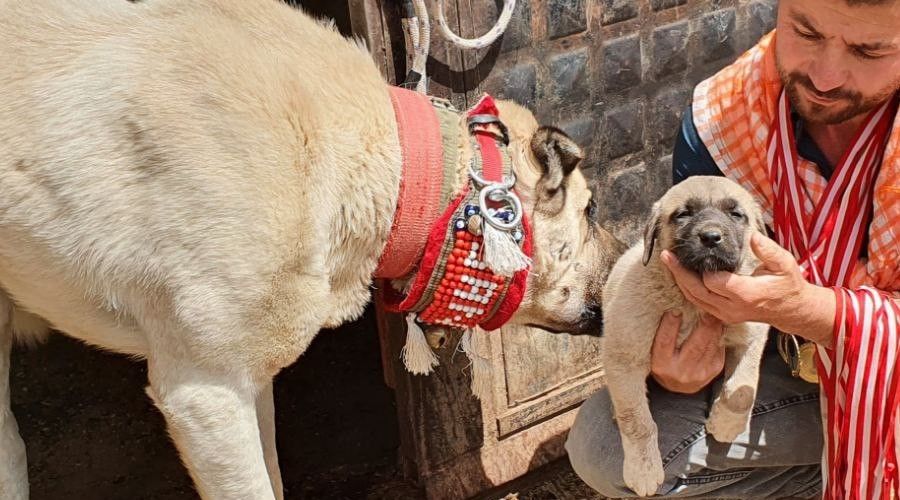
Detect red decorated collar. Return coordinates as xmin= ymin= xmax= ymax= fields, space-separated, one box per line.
xmin=382 ymin=94 xmax=532 ymax=332
xmin=380 ymin=92 xmax=533 ymax=389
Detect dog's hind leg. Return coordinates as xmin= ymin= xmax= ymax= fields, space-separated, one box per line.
xmin=706 ymin=322 xmax=768 ymax=443
xmin=146 ymin=354 xmax=276 ymax=500
xmin=257 ymin=381 xmax=284 ymax=500
xmin=0 ymin=294 xmax=28 ymax=500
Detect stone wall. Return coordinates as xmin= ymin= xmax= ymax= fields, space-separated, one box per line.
xmin=465 ymin=0 xmax=778 ymax=242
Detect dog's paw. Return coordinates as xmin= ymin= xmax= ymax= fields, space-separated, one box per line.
xmin=622 ymin=448 xmax=665 ymax=497
xmin=706 ymin=405 xmax=750 ymax=443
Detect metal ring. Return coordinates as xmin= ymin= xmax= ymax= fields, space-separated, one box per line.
xmin=469 ymin=165 xmax=516 ymax=189
xmin=467 ymin=114 xmax=502 ymax=127
xmin=777 ymin=332 xmax=802 ymax=377
xmin=479 ymin=186 xmax=523 ymax=231
xmin=467 ymin=115 xmax=510 ymax=145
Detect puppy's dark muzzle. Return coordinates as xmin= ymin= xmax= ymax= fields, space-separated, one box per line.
xmin=675 ymin=223 xmax=741 ymax=274
xmin=699 ymin=228 xmax=723 ymax=248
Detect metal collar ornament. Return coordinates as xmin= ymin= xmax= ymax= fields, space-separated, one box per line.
xmin=380 ymin=91 xmax=533 ymax=393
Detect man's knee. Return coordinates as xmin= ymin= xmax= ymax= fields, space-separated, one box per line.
xmin=566 ymin=388 xmax=643 ymax=497
xmin=567 ymin=373 xmax=823 ymax=499
xmin=566 ymin=383 xmax=713 ymax=497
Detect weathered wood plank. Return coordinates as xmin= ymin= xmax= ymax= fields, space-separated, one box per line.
xmin=499 ymin=325 xmax=604 ymax=405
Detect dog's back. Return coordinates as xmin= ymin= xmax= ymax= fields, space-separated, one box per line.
xmin=0 ymin=0 xmax=401 ymax=353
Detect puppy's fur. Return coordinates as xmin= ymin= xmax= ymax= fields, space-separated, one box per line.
xmin=0 ymin=1 xmax=623 ymax=498
xmin=600 ymin=176 xmax=769 ymax=497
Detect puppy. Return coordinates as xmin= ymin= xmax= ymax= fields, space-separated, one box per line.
xmin=600 ymin=176 xmax=770 ymax=497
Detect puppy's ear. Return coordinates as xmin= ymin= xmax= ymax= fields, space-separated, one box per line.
xmin=642 ymin=202 xmax=662 ymax=266
xmin=531 ymin=126 xmax=584 ymax=212
xmin=750 ymin=203 xmax=768 ymax=235
xmin=755 ymin=217 xmax=768 ymax=235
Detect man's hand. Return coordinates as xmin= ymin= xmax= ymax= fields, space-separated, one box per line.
xmin=650 ymin=311 xmax=725 ymax=393
xmin=661 ymin=232 xmax=836 ymax=346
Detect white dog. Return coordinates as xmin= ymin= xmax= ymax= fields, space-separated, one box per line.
xmin=600 ymin=176 xmax=770 ymax=496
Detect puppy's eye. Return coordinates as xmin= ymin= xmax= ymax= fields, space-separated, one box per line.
xmin=673 ymin=209 xmax=692 ymax=220
xmin=729 ymin=210 xmax=745 ymax=221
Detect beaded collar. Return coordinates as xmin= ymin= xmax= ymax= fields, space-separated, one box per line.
xmin=382 ymin=93 xmax=532 ymax=334
xmin=377 ymin=92 xmax=533 ymax=387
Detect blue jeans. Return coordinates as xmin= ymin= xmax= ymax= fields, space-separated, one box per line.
xmin=566 ymin=347 xmax=823 ymax=498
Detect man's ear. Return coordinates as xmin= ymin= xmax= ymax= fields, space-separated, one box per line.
xmin=642 ymin=202 xmax=662 ymax=266
xmin=530 ymin=126 xmax=584 ymax=211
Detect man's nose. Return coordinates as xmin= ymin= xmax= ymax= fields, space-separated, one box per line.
xmin=807 ymin=49 xmax=848 ymax=94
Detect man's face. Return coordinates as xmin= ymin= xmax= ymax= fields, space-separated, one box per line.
xmin=775 ymin=0 xmax=900 ymax=124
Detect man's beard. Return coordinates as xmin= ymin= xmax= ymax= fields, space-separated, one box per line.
xmin=777 ymin=62 xmax=898 ymax=125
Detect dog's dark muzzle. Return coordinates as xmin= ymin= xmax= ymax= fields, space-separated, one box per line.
xmin=576 ymin=304 xmax=604 ymax=336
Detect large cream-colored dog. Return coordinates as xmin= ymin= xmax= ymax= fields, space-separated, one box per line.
xmin=601 ymin=177 xmax=770 ymax=497
xmin=0 ymin=0 xmax=623 ymax=498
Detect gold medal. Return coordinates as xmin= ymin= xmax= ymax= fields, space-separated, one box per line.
xmin=797 ymin=341 xmax=820 ymax=384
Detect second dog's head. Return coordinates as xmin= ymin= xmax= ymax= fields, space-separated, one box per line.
xmin=642 ymin=176 xmax=766 ymax=274
xmin=474 ymin=100 xmax=625 ymax=335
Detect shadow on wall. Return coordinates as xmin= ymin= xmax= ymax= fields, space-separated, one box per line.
xmin=283 ymin=0 xmax=353 ymax=36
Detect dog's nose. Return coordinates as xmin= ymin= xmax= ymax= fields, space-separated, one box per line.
xmin=699 ymin=229 xmax=722 ymax=248
xmin=575 ymin=303 xmax=604 ymax=335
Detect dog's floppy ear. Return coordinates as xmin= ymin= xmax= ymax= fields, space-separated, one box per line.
xmin=755 ymin=217 xmax=768 ymax=236
xmin=742 ymin=198 xmax=768 ymax=236
xmin=531 ymin=126 xmax=584 ymax=207
xmin=752 ymin=205 xmax=768 ymax=235
xmin=642 ymin=202 xmax=662 ymax=266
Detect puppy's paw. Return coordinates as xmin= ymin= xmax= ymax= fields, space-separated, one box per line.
xmin=622 ymin=446 xmax=665 ymax=497
xmin=717 ymin=385 xmax=755 ymax=414
xmin=705 ymin=404 xmax=750 ymax=443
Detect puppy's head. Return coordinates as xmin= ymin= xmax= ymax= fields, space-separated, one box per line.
xmin=642 ymin=176 xmax=766 ymax=274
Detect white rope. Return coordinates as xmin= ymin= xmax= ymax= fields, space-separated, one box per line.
xmin=436 ymin=0 xmax=516 ymax=50
xmin=404 ymin=0 xmax=516 ymax=94
xmin=410 ymin=0 xmax=431 ymax=94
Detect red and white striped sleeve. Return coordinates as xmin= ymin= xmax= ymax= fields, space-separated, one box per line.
xmin=821 ymin=286 xmax=900 ymax=500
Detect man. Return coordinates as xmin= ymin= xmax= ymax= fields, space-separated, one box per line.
xmin=567 ymin=0 xmax=900 ymax=497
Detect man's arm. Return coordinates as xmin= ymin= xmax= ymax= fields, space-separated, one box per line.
xmin=669 ymin=104 xmax=838 ymax=346
xmin=661 ymin=233 xmax=837 ymax=347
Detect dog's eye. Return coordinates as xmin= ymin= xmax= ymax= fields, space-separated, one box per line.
xmin=729 ymin=210 xmax=745 ymax=221
xmin=673 ymin=209 xmax=692 ymax=220
xmin=585 ymin=198 xmax=598 ymax=221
